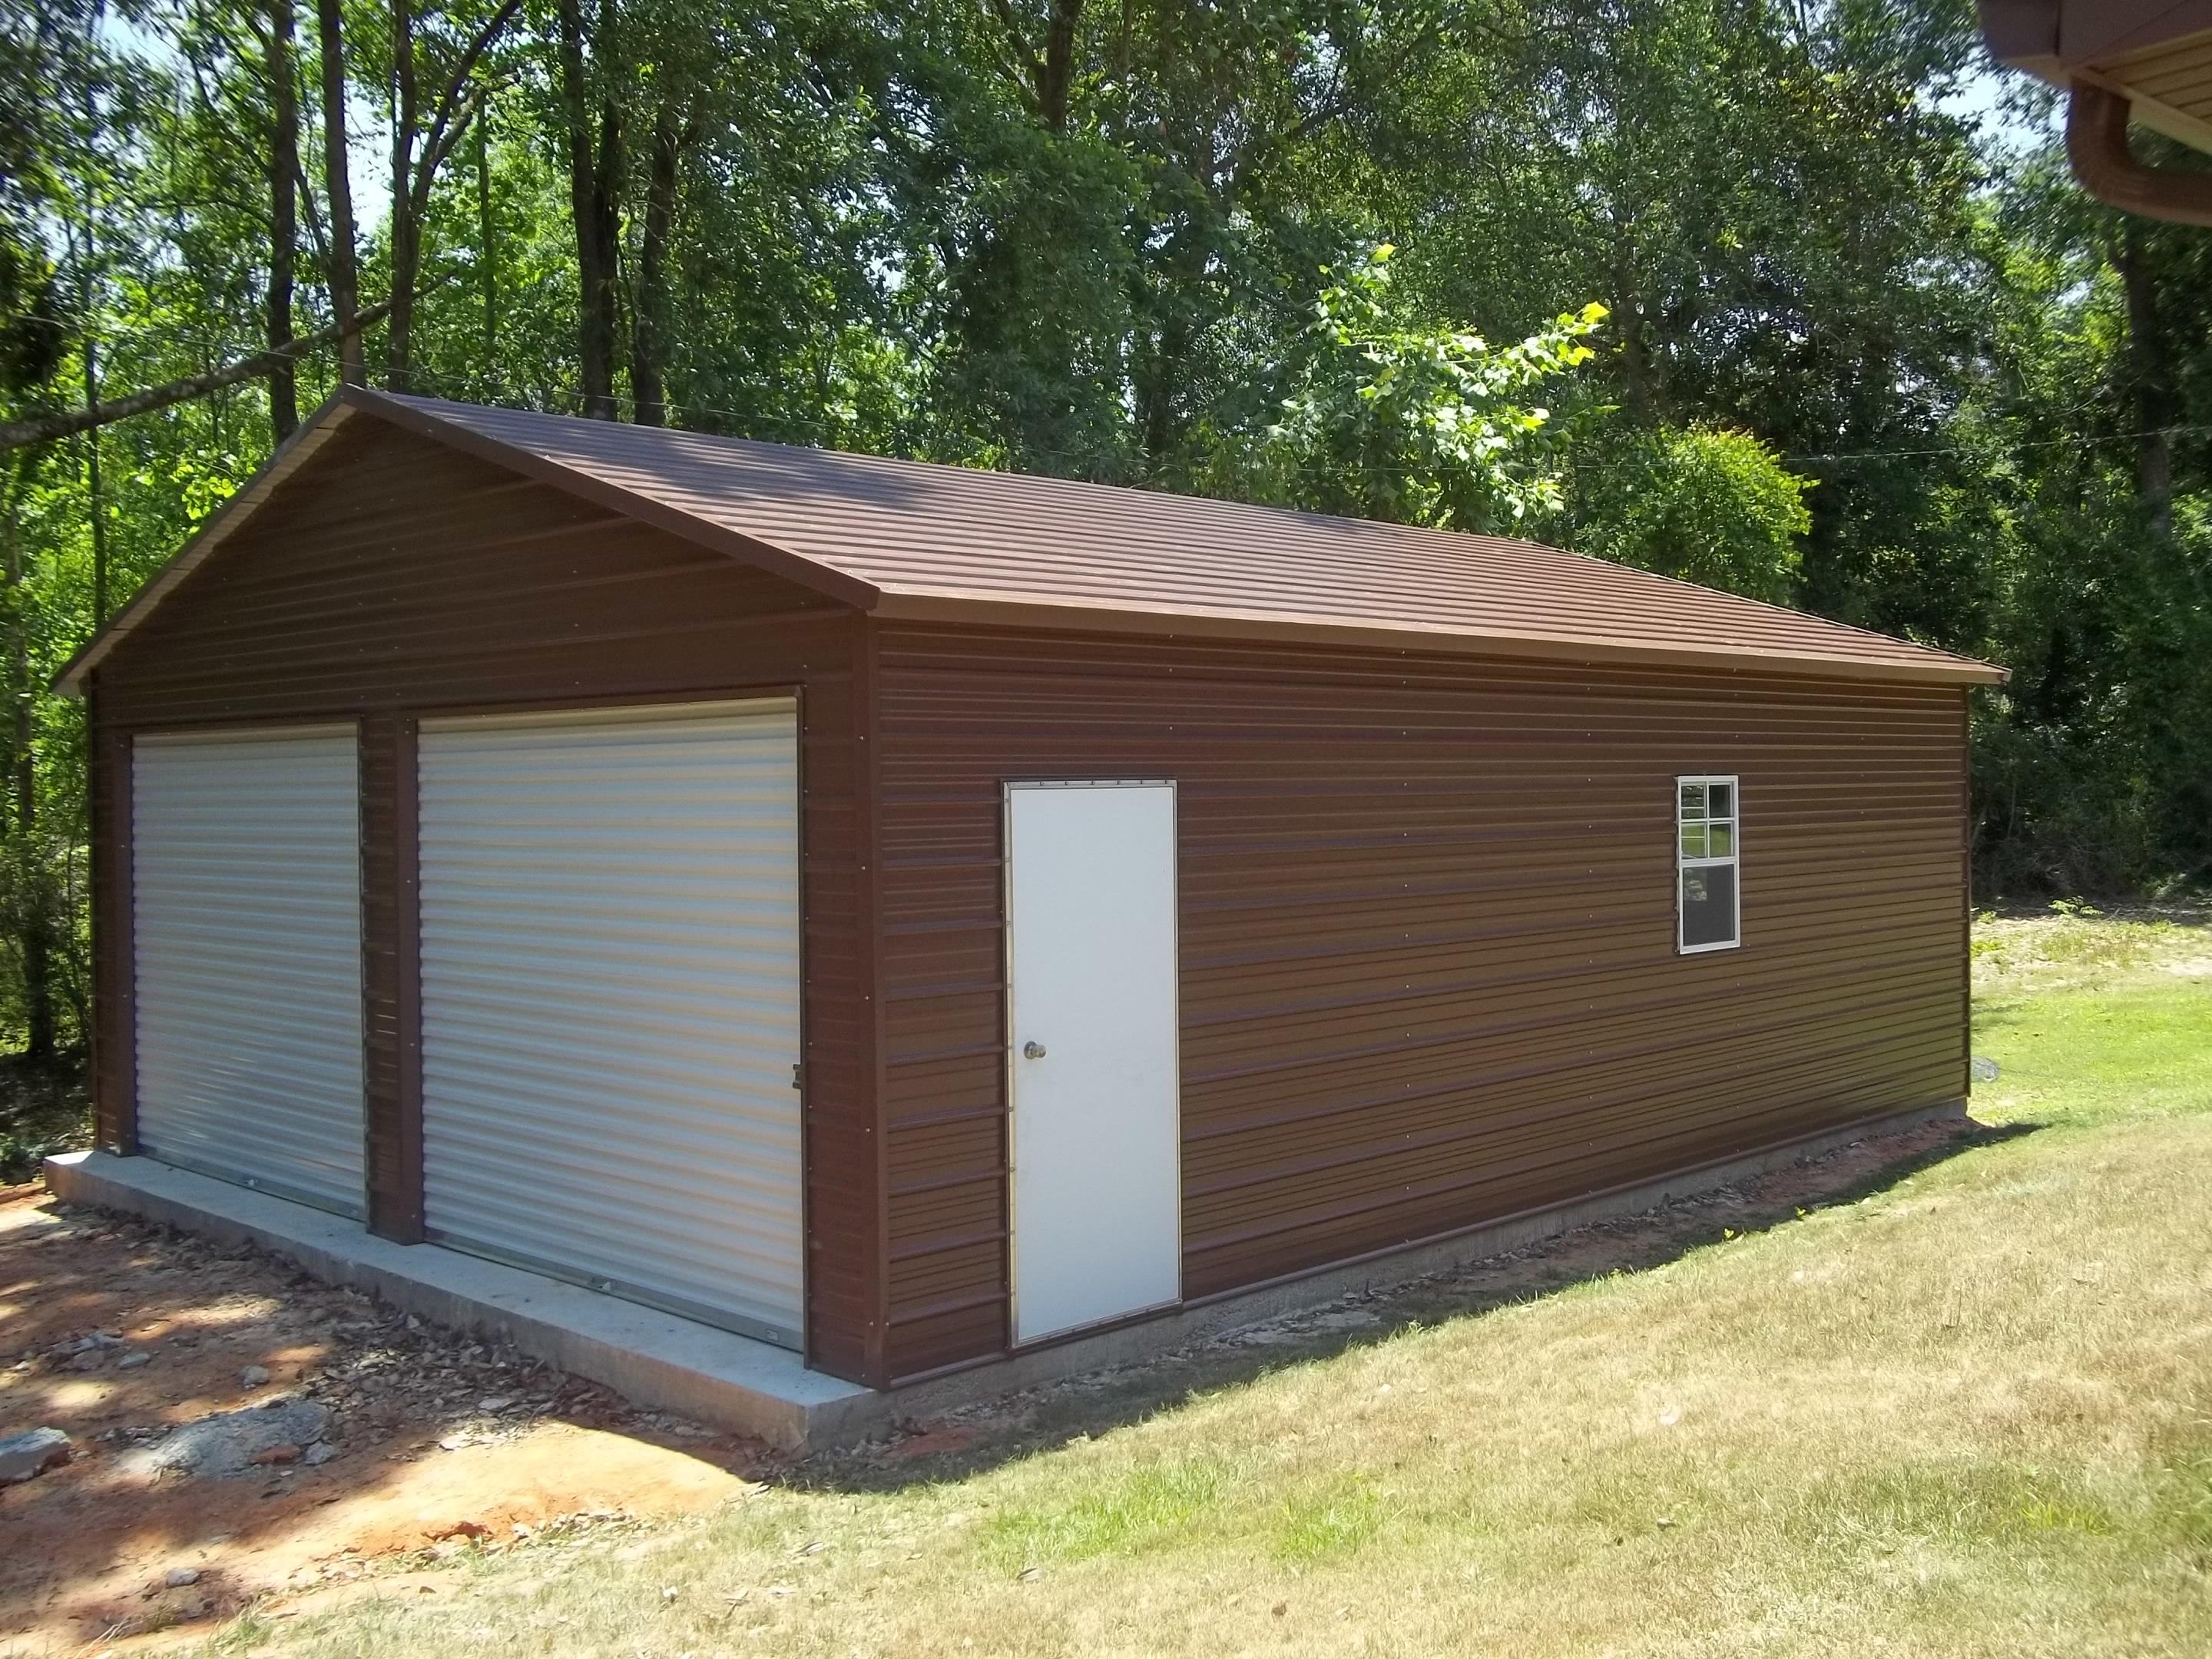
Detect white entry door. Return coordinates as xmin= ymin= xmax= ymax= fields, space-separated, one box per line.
xmin=1006 ymin=781 xmax=1181 ymax=1343
xmin=416 ymin=699 xmax=804 ymax=1346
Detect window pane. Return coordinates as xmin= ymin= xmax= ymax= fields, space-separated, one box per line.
xmin=1707 ymin=822 xmax=1734 ymax=858
xmin=1707 ymin=782 xmax=1733 ymax=818
xmin=1679 ymin=782 xmax=1707 ymax=820
xmin=1681 ymin=863 xmax=1739 ymax=949
xmin=1680 ymin=823 xmax=1707 ymax=859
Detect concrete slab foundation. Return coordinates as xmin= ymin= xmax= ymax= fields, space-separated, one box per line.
xmin=40 ymin=1150 xmax=875 ymax=1452
xmin=45 ymin=1098 xmax=1965 ymax=1450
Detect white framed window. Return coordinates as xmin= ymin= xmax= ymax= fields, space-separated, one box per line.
xmin=1676 ymin=775 xmax=1740 ymax=954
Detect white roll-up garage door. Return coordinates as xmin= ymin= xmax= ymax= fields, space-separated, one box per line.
xmin=132 ymin=726 xmax=366 ymax=1215
xmin=416 ymin=699 xmax=804 ymax=1346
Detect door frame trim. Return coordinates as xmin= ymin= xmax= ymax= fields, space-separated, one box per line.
xmin=1001 ymin=777 xmax=1184 ymax=1349
xmin=406 ymin=680 xmax=803 ymax=724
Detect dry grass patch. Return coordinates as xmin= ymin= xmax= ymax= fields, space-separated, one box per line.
xmin=1972 ymin=899 xmax=2208 ymax=994
xmin=180 ymin=916 xmax=2212 ymax=1658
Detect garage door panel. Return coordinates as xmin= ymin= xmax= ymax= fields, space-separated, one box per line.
xmin=429 ymin=1186 xmax=803 ymax=1322
xmin=132 ymin=727 xmax=366 ymax=1216
xmin=423 ymin=1093 xmax=801 ymax=1167
xmin=422 ymin=1041 xmax=803 ymax=1128
xmin=427 ymin=1134 xmax=805 ymax=1238
xmin=420 ymin=859 xmax=795 ymax=902
xmin=422 ymin=929 xmax=794 ymax=986
xmin=417 ymin=699 xmax=805 ymax=1346
xmin=416 ymin=1008 xmax=795 ymax=1075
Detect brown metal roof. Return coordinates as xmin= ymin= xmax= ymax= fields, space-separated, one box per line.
xmin=56 ymin=388 xmax=2005 ymax=694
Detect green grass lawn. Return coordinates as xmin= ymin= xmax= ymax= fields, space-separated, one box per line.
xmin=218 ymin=913 xmax=2212 ymax=1657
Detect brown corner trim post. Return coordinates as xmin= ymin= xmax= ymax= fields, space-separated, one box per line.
xmin=363 ymin=713 xmax=426 ymax=1243
xmin=92 ymin=704 xmax=139 ymax=1155
xmin=2067 ymin=82 xmax=2212 ymax=229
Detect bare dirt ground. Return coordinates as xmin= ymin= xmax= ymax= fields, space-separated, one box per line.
xmin=1 ymin=1110 xmax=1989 ymax=1654
xmin=0 ymin=1185 xmax=780 ymax=1653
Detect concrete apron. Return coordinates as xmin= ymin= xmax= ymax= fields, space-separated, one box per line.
xmin=45 ymin=1098 xmax=1965 ymax=1452
xmin=40 ymin=1150 xmax=873 ymax=1452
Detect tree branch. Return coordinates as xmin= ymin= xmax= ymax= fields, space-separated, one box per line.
xmin=979 ymin=0 xmax=1047 ymax=114
xmin=294 ymin=153 xmax=332 ymax=267
xmin=422 ymin=74 xmax=508 ymax=200
xmin=0 ymin=304 xmax=390 ymax=453
xmin=415 ymin=0 xmax=524 ymax=200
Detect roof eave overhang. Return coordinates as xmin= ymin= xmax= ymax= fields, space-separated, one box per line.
xmin=1977 ymin=2 xmax=2212 ymax=221
xmin=866 ymin=591 xmax=2010 ymax=687
xmin=51 ymin=386 xmax=884 ymax=698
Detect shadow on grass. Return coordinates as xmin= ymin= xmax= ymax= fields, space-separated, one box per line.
xmin=800 ymin=1114 xmax=2044 ymax=1496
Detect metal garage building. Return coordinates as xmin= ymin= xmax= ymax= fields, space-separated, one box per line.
xmin=58 ymin=388 xmax=2002 ymax=1390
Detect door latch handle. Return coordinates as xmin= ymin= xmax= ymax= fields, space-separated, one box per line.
xmin=1022 ymin=1041 xmax=1047 ymax=1060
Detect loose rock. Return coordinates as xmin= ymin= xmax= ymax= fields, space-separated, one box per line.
xmin=0 ymin=1427 xmax=71 ymax=1485
xmin=240 ymin=1364 xmax=272 ymax=1389
xmin=116 ymin=1349 xmax=151 ymax=1369
xmin=304 ymin=1441 xmax=338 ymax=1466
xmin=164 ymin=1567 xmax=201 ymax=1588
xmin=117 ymin=1399 xmax=330 ymax=1481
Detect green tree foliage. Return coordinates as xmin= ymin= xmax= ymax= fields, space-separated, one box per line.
xmin=1563 ymin=425 xmax=1812 ymax=604
xmin=1204 ymin=246 xmax=1608 ymax=532
xmin=0 ymin=0 xmax=2209 ymax=1051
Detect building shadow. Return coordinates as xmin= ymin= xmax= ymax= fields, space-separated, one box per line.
xmin=794 ymin=1112 xmax=2042 ymax=1496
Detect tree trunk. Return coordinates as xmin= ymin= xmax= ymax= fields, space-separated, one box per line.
xmin=386 ymin=204 xmax=420 ymax=390
xmin=2116 ymin=223 xmax=2175 ymax=540
xmin=386 ymin=0 xmax=421 ymax=391
xmin=629 ymin=95 xmax=690 ymax=427
xmin=316 ymin=0 xmax=363 ymax=386
xmin=557 ymin=0 xmax=622 ymax=419
xmin=267 ymin=0 xmax=300 ymax=439
xmin=83 ymin=341 xmax=105 ymax=627
xmin=3 ymin=455 xmax=53 ymax=1060
xmin=76 ymin=201 xmax=109 ymax=627
xmin=475 ymin=88 xmax=498 ymax=369
xmin=1611 ymin=237 xmax=1656 ymax=423
xmin=986 ymin=0 xmax=1084 ymax=132
xmin=1037 ymin=0 xmax=1084 ymax=134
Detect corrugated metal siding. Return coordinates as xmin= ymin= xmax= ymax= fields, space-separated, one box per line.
xmin=416 ymin=700 xmax=805 ymax=1344
xmin=873 ymin=623 xmax=1970 ymax=1381
xmin=353 ymin=396 xmax=1993 ymax=684
xmin=131 ymin=726 xmax=366 ymax=1214
xmin=88 ymin=419 xmax=882 ymax=1383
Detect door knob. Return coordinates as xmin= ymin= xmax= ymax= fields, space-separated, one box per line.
xmin=1022 ymin=1041 xmax=1047 ymax=1060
